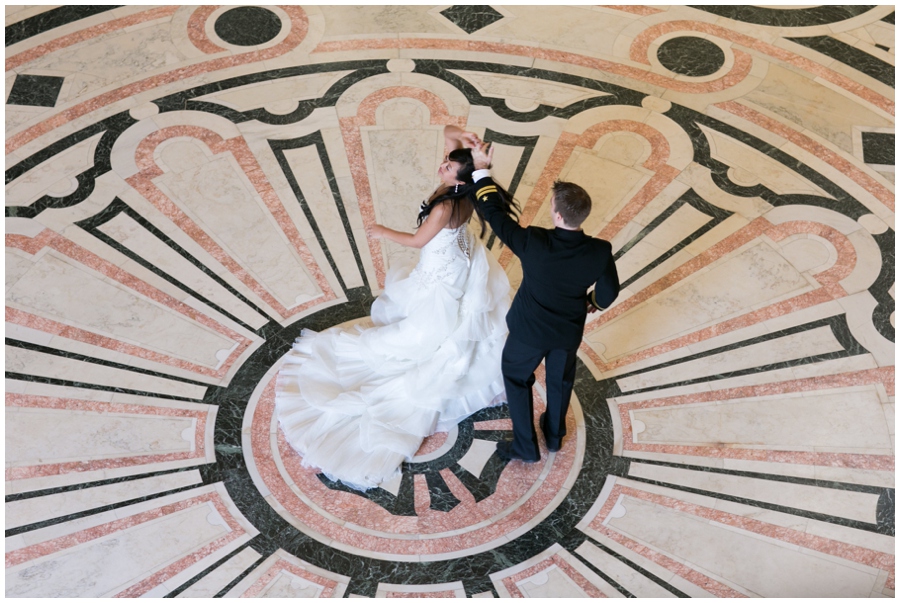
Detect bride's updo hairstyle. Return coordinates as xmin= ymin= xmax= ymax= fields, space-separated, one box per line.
xmin=417 ymin=147 xmax=519 ymax=237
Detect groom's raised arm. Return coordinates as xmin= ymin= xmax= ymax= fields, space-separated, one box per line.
xmin=471 ymin=144 xmax=529 ymax=256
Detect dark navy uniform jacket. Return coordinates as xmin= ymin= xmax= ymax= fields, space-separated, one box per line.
xmin=476 ymin=177 xmax=620 ymax=350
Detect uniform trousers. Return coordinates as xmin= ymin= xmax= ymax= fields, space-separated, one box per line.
xmin=500 ymin=337 xmax=577 ymax=459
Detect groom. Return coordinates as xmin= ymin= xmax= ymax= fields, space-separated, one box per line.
xmin=471 ymin=142 xmax=619 ymax=462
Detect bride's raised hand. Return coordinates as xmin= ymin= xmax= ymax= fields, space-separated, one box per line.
xmin=471 ymin=140 xmax=493 ymax=170
xmin=461 ymin=131 xmax=481 ymax=148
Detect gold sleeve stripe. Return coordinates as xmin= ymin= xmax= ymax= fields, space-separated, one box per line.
xmin=476 ymin=185 xmax=498 ymax=198
xmin=590 ymin=290 xmax=606 ymax=311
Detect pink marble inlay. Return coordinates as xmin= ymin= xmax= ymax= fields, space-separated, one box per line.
xmin=629 ymin=20 xmax=893 ymax=116
xmin=186 ymin=6 xmax=227 ymax=54
xmin=717 ymin=101 xmax=895 ymax=211
xmin=617 ymin=367 xmax=895 ymax=471
xmin=250 ymin=368 xmax=579 ymax=555
xmin=6 ymin=491 xmax=243 ymax=569
xmin=7 ymin=6 xmax=309 ymax=154
xmin=600 ymin=5 xmax=665 ymax=16
xmin=593 ymin=485 xmax=895 ymax=590
xmin=581 ymin=216 xmax=859 ymax=373
xmin=239 ymin=559 xmax=337 ymax=598
xmin=5 ymin=230 xmax=251 ymax=379
xmin=127 ymin=125 xmax=335 ymax=318
xmin=502 ymin=554 xmax=606 ymax=598
xmin=5 ymin=393 xmax=208 ymax=481
xmin=339 ymin=86 xmax=466 ymax=289
xmin=415 ymin=431 xmax=448 ymax=456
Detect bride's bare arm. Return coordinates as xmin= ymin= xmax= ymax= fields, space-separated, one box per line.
xmin=444 ymin=125 xmax=480 ymax=155
xmin=368 ymin=202 xmax=452 ymax=249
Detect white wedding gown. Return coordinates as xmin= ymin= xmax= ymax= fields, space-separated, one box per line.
xmin=275 ymin=224 xmax=510 ymax=491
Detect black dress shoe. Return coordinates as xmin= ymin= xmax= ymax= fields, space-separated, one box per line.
xmin=540 ymin=412 xmax=562 ymax=453
xmin=495 ymin=440 xmax=539 ymax=463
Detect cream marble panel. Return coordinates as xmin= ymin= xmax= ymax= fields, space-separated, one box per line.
xmin=488 ymin=5 xmax=632 ymax=56
xmin=6 ymin=251 xmax=236 ymax=367
xmin=5 ymin=249 xmax=34 ymax=289
xmin=155 ymin=142 xmax=320 ymax=308
xmin=628 ymin=463 xmax=880 ymax=523
xmin=457 ymin=438 xmax=499 ymax=479
xmin=177 ymin=547 xmax=262 ymax=598
xmin=516 ymin=565 xmax=589 ymax=597
xmin=631 ymin=386 xmax=893 ymax=454
xmin=562 ymin=151 xmax=647 ymax=236
xmin=779 ymin=235 xmax=835 ymax=274
xmin=6 ymin=132 xmax=104 ymax=207
xmin=196 ymin=72 xmax=354 ymax=112
xmin=616 ymin=325 xmax=844 ymax=392
xmin=21 ymin=19 xmax=182 ymax=105
xmin=6 ymin=470 xmax=202 ymax=529
xmin=574 ymin=540 xmax=675 ymax=598
xmin=616 ymin=203 xmax=713 ymax=283
xmin=365 ymin=121 xmax=443 ymax=272
xmin=699 ymin=124 xmax=834 ymax=198
xmin=450 ymin=70 xmax=609 ymax=109
xmin=608 ymin=495 xmax=880 ymax=598
xmin=5 ymin=501 xmax=231 ymax=598
xmin=283 ymin=144 xmax=364 ymax=288
xmin=259 ymin=570 xmax=323 ymax=597
xmin=96 ymin=212 xmax=269 ymax=329
xmin=226 ymin=549 xmax=350 ymax=598
xmin=742 ymin=64 xmax=893 ymax=153
xmin=589 ymin=241 xmax=813 ymax=360
xmin=6 ymin=346 xmax=206 ymax=400
xmin=321 ymin=5 xmax=450 ymax=36
xmin=7 ymin=408 xmax=194 ymax=465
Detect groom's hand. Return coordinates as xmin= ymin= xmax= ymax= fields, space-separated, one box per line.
xmin=471 ymin=141 xmax=493 ymax=171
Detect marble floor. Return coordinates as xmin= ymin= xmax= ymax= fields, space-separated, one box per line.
xmin=4 ymin=4 xmax=895 ymax=598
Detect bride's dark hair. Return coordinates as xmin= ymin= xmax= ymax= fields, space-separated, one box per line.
xmin=417 ymin=147 xmax=519 ymax=238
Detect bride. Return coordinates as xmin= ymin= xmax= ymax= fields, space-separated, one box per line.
xmin=275 ymin=126 xmax=519 ymax=491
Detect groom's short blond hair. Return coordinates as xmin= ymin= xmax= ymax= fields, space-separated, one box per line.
xmin=551 ymin=181 xmax=591 ymax=228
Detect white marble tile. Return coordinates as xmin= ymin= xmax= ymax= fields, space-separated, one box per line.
xmin=96 ymin=212 xmax=269 ymax=330
xmin=575 ymin=539 xmax=675 ymax=598
xmin=6 ymin=470 xmax=202 ymax=530
xmin=7 ymin=499 xmax=232 ymax=597
xmin=6 ymin=251 xmax=237 ymax=368
xmin=628 ymin=462 xmax=880 ymax=523
xmin=588 ymin=241 xmax=813 ymax=360
xmin=154 ymin=143 xmax=321 ymax=309
xmin=5 ymin=345 xmax=208 ymax=400
xmin=7 ymin=408 xmax=195 ymax=466
xmin=616 ymin=325 xmax=844 ymax=392
xmin=632 ymin=386 xmax=893 ymax=455
xmin=177 ymin=546 xmax=262 ymax=598
xmin=608 ymin=494 xmax=879 ymax=598
xmin=456 ymin=438 xmax=498 ymax=479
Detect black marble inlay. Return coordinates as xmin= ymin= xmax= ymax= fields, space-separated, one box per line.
xmin=6 ymin=73 xmax=64 ymax=107
xmin=882 ymin=12 xmax=895 ymax=24
xmin=214 ymin=6 xmax=282 ymax=47
xmin=5 ymin=6 xmax=121 ymax=47
xmin=656 ymin=36 xmax=725 ymax=77
xmin=440 ymin=5 xmax=504 ymax=34
xmin=692 ymin=5 xmax=877 ymax=27
xmin=787 ymin=36 xmax=894 ymax=88
xmin=875 ymin=43 xmax=891 ymax=52
xmin=869 ymin=228 xmax=895 ymax=343
xmin=861 ymin=132 xmax=895 ymax=165
xmin=877 ymin=489 xmax=895 ymax=536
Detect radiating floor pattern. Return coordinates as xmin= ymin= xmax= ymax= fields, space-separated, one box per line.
xmin=5 ymin=5 xmax=895 ymax=598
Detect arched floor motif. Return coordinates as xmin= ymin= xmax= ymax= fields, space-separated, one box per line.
xmin=5 ymin=5 xmax=894 ymax=598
